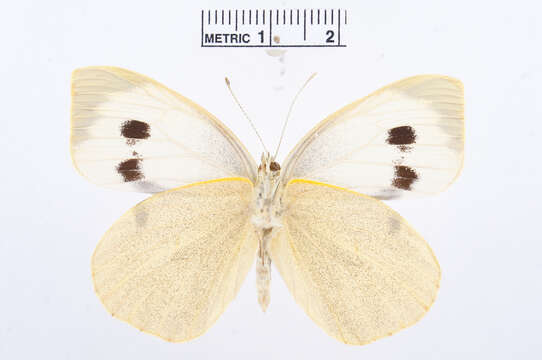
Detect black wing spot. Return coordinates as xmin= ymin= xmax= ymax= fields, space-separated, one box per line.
xmin=387 ymin=126 xmax=416 ymax=152
xmin=117 ymin=158 xmax=144 ymax=182
xmin=121 ymin=120 xmax=150 ymax=145
xmin=392 ymin=165 xmax=418 ymax=190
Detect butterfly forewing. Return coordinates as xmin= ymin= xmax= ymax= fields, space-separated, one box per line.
xmin=282 ymin=75 xmax=464 ymax=199
xmin=71 ymin=67 xmax=257 ymax=193
xmin=272 ymin=179 xmax=440 ymax=345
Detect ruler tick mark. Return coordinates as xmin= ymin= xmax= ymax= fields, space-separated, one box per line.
xmin=338 ymin=9 xmax=341 ymax=46
xmin=269 ymin=9 xmax=272 ymax=46
xmin=303 ymin=9 xmax=307 ymax=40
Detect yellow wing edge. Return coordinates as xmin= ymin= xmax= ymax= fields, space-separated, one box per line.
xmin=91 ymin=176 xmax=254 ymax=343
xmin=69 ymin=66 xmax=257 ymax=186
xmin=285 ymin=178 xmax=442 ymax=346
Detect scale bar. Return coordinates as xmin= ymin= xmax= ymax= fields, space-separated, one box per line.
xmin=201 ymin=8 xmax=348 ymax=48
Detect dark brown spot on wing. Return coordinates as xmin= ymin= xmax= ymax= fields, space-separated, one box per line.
xmin=392 ymin=165 xmax=418 ymax=190
xmin=120 ymin=120 xmax=150 ymax=144
xmin=116 ymin=158 xmax=144 ymax=182
xmin=398 ymin=145 xmax=412 ymax=152
xmin=387 ymin=126 xmax=416 ymax=152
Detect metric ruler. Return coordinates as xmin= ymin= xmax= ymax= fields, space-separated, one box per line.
xmin=201 ymin=9 xmax=347 ymax=48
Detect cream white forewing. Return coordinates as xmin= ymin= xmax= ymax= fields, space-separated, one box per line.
xmin=71 ymin=67 xmax=257 ymax=193
xmin=282 ymin=75 xmax=464 ymax=199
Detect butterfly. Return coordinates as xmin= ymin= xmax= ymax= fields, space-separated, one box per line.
xmin=70 ymin=66 xmax=464 ymax=345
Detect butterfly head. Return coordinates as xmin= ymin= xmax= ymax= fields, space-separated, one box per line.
xmin=258 ymin=152 xmax=281 ymax=178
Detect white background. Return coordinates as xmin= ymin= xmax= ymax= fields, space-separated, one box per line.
xmin=1 ymin=1 xmax=541 ymax=359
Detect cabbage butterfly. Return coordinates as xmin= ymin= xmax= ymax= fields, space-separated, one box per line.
xmin=71 ymin=67 xmax=463 ymax=344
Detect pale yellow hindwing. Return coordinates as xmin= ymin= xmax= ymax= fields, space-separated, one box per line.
xmin=271 ymin=179 xmax=440 ymax=345
xmin=92 ymin=177 xmax=257 ymax=342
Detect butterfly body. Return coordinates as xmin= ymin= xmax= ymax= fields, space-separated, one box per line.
xmin=71 ymin=67 xmax=464 ymax=345
xmin=251 ymin=153 xmax=283 ymax=311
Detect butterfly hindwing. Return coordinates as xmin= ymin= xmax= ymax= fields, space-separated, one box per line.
xmin=282 ymin=75 xmax=464 ymax=199
xmin=92 ymin=178 xmax=257 ymax=342
xmin=271 ymin=179 xmax=440 ymax=345
xmin=71 ymin=66 xmax=257 ymax=193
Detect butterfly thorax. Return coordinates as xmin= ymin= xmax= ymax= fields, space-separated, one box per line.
xmin=251 ymin=153 xmax=284 ymax=311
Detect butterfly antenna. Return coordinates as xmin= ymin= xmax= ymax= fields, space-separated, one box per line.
xmin=273 ymin=72 xmax=317 ymax=159
xmin=225 ymin=77 xmax=269 ymax=153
